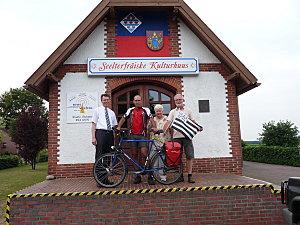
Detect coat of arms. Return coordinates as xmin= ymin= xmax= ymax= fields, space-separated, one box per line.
xmin=146 ymin=31 xmax=163 ymax=51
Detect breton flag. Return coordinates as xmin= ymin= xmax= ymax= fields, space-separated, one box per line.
xmin=171 ymin=112 xmax=203 ymax=140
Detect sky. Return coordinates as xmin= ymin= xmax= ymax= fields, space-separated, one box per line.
xmin=0 ymin=0 xmax=299 ymax=140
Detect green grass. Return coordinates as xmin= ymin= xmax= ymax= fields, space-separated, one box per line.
xmin=0 ymin=162 xmax=47 ymax=222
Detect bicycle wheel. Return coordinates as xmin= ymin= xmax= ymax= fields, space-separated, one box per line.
xmin=93 ymin=153 xmax=127 ymax=188
xmin=150 ymin=151 xmax=182 ymax=185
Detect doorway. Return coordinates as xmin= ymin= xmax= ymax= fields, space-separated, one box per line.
xmin=112 ymin=84 xmax=175 ymax=127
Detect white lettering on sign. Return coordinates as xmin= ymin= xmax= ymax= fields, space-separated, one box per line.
xmin=88 ymin=57 xmax=199 ymax=75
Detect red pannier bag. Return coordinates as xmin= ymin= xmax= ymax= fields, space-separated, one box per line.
xmin=164 ymin=141 xmax=182 ymax=167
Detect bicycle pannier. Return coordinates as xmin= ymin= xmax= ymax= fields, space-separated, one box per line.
xmin=164 ymin=141 xmax=181 ymax=167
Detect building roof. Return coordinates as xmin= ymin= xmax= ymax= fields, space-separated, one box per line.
xmin=25 ymin=0 xmax=260 ymax=100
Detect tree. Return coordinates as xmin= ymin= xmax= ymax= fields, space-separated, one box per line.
xmin=259 ymin=120 xmax=300 ymax=147
xmin=0 ymin=88 xmax=47 ymax=130
xmin=12 ymin=107 xmax=48 ymax=169
xmin=0 ymin=117 xmax=5 ymax=145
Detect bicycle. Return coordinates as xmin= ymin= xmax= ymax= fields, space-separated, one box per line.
xmin=93 ymin=130 xmax=183 ymax=188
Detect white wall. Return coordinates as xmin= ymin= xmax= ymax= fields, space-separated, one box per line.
xmin=59 ymin=20 xmax=106 ymax=164
xmin=179 ymin=19 xmax=220 ymax=63
xmin=183 ymin=72 xmax=231 ymax=158
xmin=58 ymin=73 xmax=106 ymax=164
xmin=64 ymin=21 xmax=106 ymax=64
xmin=179 ymin=20 xmax=230 ymax=158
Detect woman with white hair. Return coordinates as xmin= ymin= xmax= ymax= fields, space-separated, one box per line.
xmin=149 ymin=104 xmax=171 ymax=146
xmin=148 ymin=104 xmax=171 ymax=182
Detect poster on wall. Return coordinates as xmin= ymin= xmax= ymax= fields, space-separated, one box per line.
xmin=67 ymin=92 xmax=98 ymax=123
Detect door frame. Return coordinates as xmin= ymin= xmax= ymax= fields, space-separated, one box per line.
xmin=112 ymin=82 xmax=176 ymax=121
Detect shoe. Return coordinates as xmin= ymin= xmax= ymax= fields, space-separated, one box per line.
xmin=188 ymin=174 xmax=195 ymax=183
xmin=147 ymin=175 xmax=156 ymax=185
xmin=176 ymin=174 xmax=184 ymax=183
xmin=160 ymin=175 xmax=167 ymax=182
xmin=133 ymin=174 xmax=142 ymax=184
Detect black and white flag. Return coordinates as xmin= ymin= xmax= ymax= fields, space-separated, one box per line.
xmin=171 ymin=112 xmax=203 ymax=140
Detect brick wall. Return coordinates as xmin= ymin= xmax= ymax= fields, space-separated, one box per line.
xmin=106 ymin=76 xmax=183 ymax=99
xmin=169 ymin=16 xmax=181 ymax=57
xmin=48 ymin=80 xmax=60 ymax=177
xmin=9 ymin=188 xmax=284 ymax=225
xmin=104 ymin=17 xmax=115 ymax=58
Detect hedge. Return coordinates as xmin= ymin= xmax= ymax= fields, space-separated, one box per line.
xmin=0 ymin=149 xmax=48 ymax=170
xmin=0 ymin=154 xmax=21 ymax=170
xmin=243 ymin=145 xmax=300 ymax=166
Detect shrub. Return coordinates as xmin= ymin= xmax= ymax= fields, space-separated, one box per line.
xmin=259 ymin=120 xmax=300 ymax=147
xmin=241 ymin=139 xmax=246 ymax=148
xmin=0 ymin=154 xmax=21 ymax=170
xmin=37 ymin=149 xmax=48 ymax=163
xmin=0 ymin=151 xmax=13 ymax=156
xmin=243 ymin=145 xmax=300 ymax=166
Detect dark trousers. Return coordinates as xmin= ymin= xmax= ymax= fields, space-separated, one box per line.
xmin=95 ymin=129 xmax=114 ymax=161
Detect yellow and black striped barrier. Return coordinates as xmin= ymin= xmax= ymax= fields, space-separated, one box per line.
xmin=4 ymin=183 xmax=281 ymax=225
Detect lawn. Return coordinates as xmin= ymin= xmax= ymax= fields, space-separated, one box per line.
xmin=0 ymin=162 xmax=48 ymax=222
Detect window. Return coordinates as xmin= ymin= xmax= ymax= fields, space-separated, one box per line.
xmin=148 ymin=89 xmax=172 ymax=115
xmin=198 ymin=100 xmax=210 ymax=113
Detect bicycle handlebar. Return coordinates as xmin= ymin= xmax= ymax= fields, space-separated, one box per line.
xmin=153 ymin=129 xmax=164 ymax=135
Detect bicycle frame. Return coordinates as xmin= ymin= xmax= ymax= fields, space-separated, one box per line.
xmin=113 ymin=138 xmax=164 ymax=173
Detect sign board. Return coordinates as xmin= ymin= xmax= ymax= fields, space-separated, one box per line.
xmin=87 ymin=57 xmax=199 ymax=76
xmin=66 ymin=92 xmax=98 ymax=123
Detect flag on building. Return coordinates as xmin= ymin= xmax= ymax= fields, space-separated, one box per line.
xmin=171 ymin=112 xmax=203 ymax=140
xmin=116 ymin=10 xmax=170 ymax=57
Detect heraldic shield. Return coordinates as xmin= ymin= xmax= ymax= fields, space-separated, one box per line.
xmin=146 ymin=31 xmax=163 ymax=51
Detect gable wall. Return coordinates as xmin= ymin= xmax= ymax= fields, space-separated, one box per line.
xmin=64 ymin=21 xmax=106 ymax=64
xmin=47 ymin=13 xmax=242 ymax=178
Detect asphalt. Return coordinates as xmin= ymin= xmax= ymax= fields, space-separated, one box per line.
xmin=243 ymin=161 xmax=300 ymax=187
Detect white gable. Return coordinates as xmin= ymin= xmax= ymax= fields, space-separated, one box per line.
xmin=179 ymin=19 xmax=220 ymax=63
xmin=64 ymin=21 xmax=106 ymax=64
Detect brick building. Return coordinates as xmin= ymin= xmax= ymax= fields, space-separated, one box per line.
xmin=9 ymin=2 xmax=285 ymax=224
xmin=24 ymin=0 xmax=259 ymax=178
xmin=0 ymin=129 xmax=18 ymax=154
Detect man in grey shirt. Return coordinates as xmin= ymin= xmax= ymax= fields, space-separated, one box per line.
xmin=164 ymin=93 xmax=196 ymax=183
